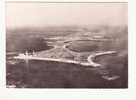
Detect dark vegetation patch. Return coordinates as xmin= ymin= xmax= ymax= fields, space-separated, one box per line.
xmin=6 ymin=33 xmax=53 ymax=52
xmin=66 ymin=41 xmax=114 ymax=52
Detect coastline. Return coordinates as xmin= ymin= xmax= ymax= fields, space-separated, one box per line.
xmin=13 ymin=50 xmax=117 ymax=68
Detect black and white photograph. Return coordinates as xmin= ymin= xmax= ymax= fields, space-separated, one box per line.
xmin=6 ymin=2 xmax=128 ymax=88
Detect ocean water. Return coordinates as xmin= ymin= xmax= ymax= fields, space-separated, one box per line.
xmin=6 ymin=53 xmax=125 ymax=88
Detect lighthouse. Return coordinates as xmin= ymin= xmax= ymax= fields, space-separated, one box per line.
xmin=32 ymin=50 xmax=36 ymax=56
xmin=25 ymin=50 xmax=29 ymax=56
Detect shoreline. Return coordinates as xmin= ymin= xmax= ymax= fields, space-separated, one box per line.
xmin=13 ymin=51 xmax=116 ymax=68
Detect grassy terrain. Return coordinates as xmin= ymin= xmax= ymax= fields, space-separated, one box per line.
xmin=6 ymin=34 xmax=53 ymax=52
xmin=67 ymin=40 xmax=113 ymax=52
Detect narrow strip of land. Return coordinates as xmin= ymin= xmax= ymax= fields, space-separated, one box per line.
xmin=14 ymin=51 xmax=116 ymax=67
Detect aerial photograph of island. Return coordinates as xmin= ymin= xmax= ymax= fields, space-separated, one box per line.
xmin=6 ymin=2 xmax=128 ymax=88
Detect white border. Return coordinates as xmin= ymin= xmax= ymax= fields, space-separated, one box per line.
xmin=1 ymin=0 xmax=136 ymax=100
xmin=6 ymin=0 xmax=128 ymax=2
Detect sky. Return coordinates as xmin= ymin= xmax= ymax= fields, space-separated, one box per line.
xmin=6 ymin=3 xmax=128 ymax=28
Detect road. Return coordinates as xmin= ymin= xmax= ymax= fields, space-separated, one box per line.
xmin=87 ymin=51 xmax=116 ymax=67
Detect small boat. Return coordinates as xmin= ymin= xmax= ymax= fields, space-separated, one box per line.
xmin=7 ymin=60 xmax=17 ymax=65
xmin=102 ymin=75 xmax=120 ymax=81
xmin=7 ymin=85 xmax=16 ymax=88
